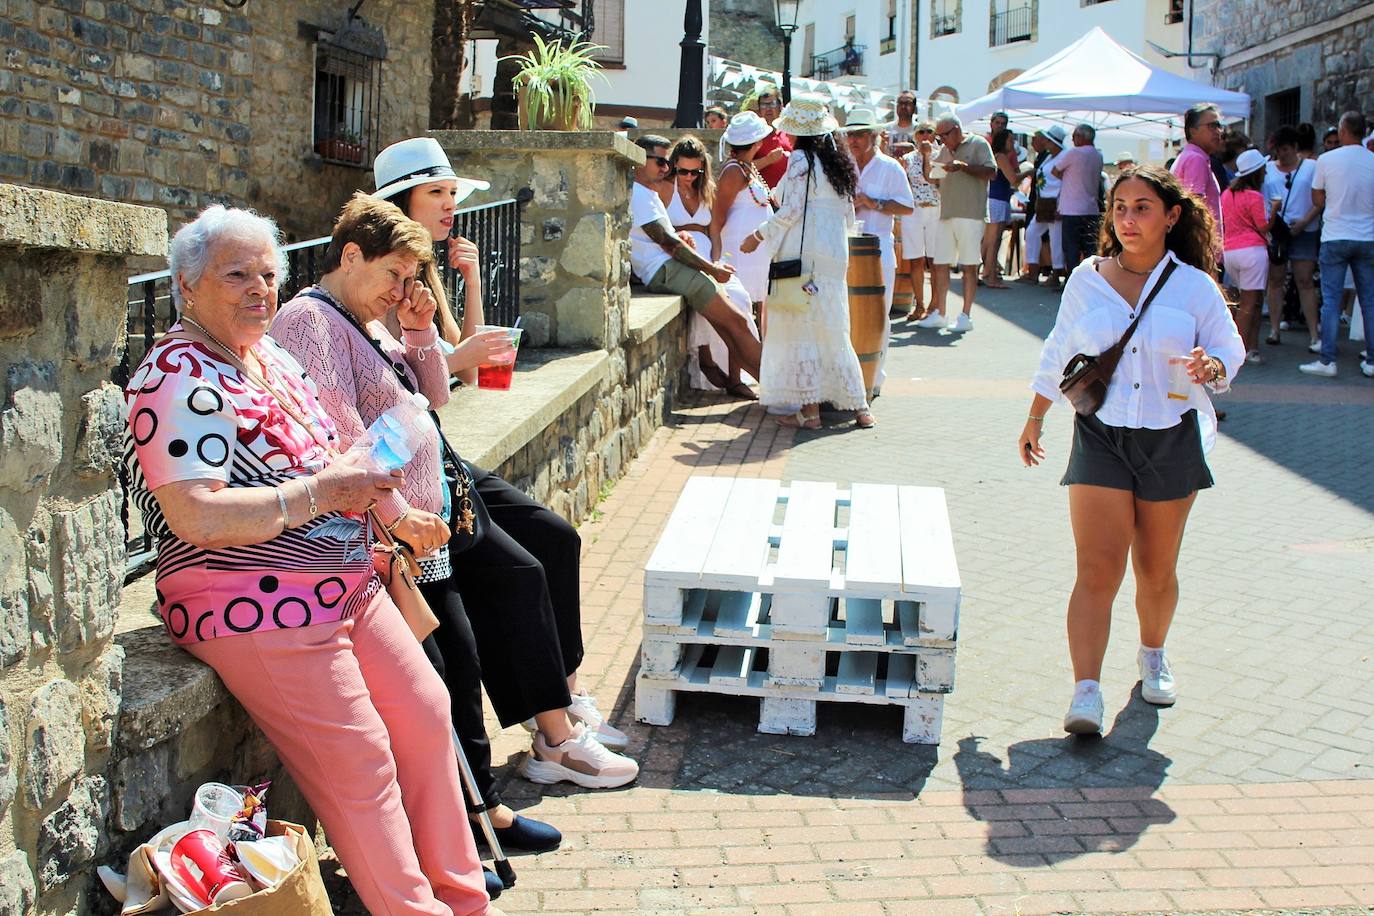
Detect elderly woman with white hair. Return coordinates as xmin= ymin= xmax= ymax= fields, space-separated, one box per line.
xmin=122 ymin=205 xmax=498 ymax=916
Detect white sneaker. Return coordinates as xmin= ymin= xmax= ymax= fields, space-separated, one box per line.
xmin=568 ymin=691 xmax=629 ymax=751
xmin=1138 ymin=647 xmax=1177 ymax=706
xmin=1361 ymin=361 xmax=1374 ymax=378
xmin=1298 ymin=359 xmax=1337 ymax=378
xmin=519 ymin=722 xmax=639 ymax=789
xmin=1308 ymin=341 xmax=1321 ymax=354
xmin=948 ymin=313 xmax=973 ymax=333
xmin=914 ymin=312 xmax=947 ymax=329
xmin=1279 ymin=320 xmax=1290 ymax=330
xmin=1063 ymin=685 xmax=1104 ymax=735
xmin=1245 ymin=349 xmax=1263 ymax=365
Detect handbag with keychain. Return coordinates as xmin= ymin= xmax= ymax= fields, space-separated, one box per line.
xmin=170 ymin=318 xmax=440 ymax=642
xmin=1059 ymin=261 xmax=1177 ymax=416
xmin=300 ymin=289 xmax=490 ymax=555
xmin=766 ymin=168 xmax=815 ymax=315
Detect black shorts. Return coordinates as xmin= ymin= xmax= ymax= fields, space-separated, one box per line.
xmin=1061 ymin=410 xmax=1213 ymax=501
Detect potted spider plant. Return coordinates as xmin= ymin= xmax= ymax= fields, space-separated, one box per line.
xmin=502 ymin=35 xmax=607 ymax=131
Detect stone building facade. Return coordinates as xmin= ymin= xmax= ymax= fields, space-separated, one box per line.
xmin=0 ymin=0 xmax=434 ymax=244
xmin=1191 ymin=0 xmax=1374 ymax=139
xmin=708 ymin=0 xmax=785 ymax=70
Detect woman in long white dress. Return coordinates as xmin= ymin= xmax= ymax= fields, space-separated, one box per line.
xmin=660 ymin=135 xmax=760 ymax=397
xmin=712 ymin=112 xmax=775 ymax=324
xmin=741 ymin=96 xmax=874 ymax=429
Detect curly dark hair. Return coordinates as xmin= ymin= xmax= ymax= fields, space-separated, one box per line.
xmin=792 ymin=133 xmax=858 ymax=200
xmin=1097 ymin=165 xmax=1219 ymax=274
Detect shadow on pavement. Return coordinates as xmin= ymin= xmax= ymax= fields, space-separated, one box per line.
xmin=952 ymin=687 xmax=1175 ymax=864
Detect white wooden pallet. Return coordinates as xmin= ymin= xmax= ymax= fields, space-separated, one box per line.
xmin=637 ymin=476 xmax=961 ymax=744
xmin=634 ymin=646 xmax=945 ymax=744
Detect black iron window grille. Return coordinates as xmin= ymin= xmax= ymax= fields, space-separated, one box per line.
xmin=989 ymin=2 xmax=1034 ymax=46
xmin=932 ymin=0 xmax=960 ymax=37
xmin=311 ymin=16 xmax=386 ymax=167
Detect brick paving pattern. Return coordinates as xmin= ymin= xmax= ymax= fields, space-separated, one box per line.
xmin=340 ymin=280 xmax=1374 ymax=913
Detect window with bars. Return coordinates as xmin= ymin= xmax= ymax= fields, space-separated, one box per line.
xmin=989 ymin=0 xmax=1034 ymax=47
xmin=932 ymin=0 xmax=960 ymax=38
xmin=587 ymin=0 xmax=624 ymax=65
xmin=1266 ymin=88 xmax=1300 ymax=131
xmin=311 ymin=18 xmax=385 ymax=168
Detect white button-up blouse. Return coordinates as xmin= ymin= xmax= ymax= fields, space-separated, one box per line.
xmin=1030 ymin=252 xmax=1245 ymax=452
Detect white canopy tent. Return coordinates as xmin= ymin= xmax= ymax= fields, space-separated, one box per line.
xmin=957 ymin=27 xmax=1251 ymax=142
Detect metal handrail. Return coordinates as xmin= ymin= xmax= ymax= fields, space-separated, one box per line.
xmin=989 ymin=5 xmax=1033 ymax=46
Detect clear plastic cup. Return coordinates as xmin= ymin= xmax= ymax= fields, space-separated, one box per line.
xmin=476 ymin=325 xmax=522 ymax=391
xmin=188 ymin=782 xmax=243 ymax=843
xmin=1166 ymin=355 xmax=1193 ymax=401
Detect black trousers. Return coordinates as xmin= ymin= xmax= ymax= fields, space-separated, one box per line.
xmin=418 ymin=467 xmax=584 ymax=808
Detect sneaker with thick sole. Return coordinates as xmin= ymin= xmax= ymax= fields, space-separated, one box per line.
xmin=1298 ymin=359 xmax=1337 ymax=378
xmin=519 ymin=722 xmax=638 ymax=789
xmin=1362 ymin=361 xmax=1374 ymax=378
xmin=1063 ymin=687 xmax=1104 ymax=735
xmin=949 ymin=313 xmax=973 ymax=333
xmin=914 ymin=312 xmax=947 ymax=329
xmin=568 ymin=691 xmax=629 ymax=751
xmin=1138 ymin=647 xmax=1177 ymax=706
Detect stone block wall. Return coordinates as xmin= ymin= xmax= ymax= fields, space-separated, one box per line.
xmin=709 ymin=0 xmax=786 ymax=71
xmin=431 ymin=130 xmax=645 ymax=351
xmin=1191 ymin=1 xmax=1374 ymax=136
xmin=0 ymin=184 xmax=165 ymax=916
xmin=0 ymin=0 xmax=432 ymax=246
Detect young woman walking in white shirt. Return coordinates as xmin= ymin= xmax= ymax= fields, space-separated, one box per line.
xmin=1019 ymin=165 xmax=1245 ymax=735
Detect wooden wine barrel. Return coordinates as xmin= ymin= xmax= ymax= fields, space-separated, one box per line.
xmin=847 ymin=233 xmax=887 ymax=396
xmin=892 ymin=232 xmax=914 ymax=316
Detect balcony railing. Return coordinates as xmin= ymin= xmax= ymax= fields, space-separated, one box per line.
xmin=932 ymin=12 xmax=960 ymax=36
xmin=114 ymin=189 xmax=531 ymax=581
xmin=989 ymin=5 xmax=1034 ymax=46
xmin=811 ymin=42 xmax=866 ymax=81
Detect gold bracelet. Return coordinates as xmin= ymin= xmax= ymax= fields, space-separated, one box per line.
xmin=385 ymin=508 xmax=410 ymax=535
xmin=300 ymin=477 xmax=319 ymax=518
xmin=1028 ymin=414 xmax=1047 ymax=422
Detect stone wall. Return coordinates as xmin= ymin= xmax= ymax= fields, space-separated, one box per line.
xmin=431 ymin=130 xmax=645 ymax=351
xmin=0 ymin=184 xmax=165 ymax=916
xmin=1192 ymin=0 xmax=1374 ymax=137
xmin=0 ymin=0 xmax=433 ymax=246
xmin=708 ymin=0 xmax=785 ymax=71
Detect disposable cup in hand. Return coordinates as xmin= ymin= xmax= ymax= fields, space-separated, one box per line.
xmin=476 ymin=325 xmax=522 ymax=391
xmin=189 ymin=782 xmax=243 ymax=842
xmin=1166 ymin=355 xmax=1193 ymax=401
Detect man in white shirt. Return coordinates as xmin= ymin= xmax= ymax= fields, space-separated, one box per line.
xmin=1299 ymin=111 xmax=1374 ymax=379
xmin=629 ymin=135 xmax=762 ymax=380
xmin=846 ymin=108 xmax=916 ymax=392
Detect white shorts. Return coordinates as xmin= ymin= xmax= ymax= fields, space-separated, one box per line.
xmin=932 ymin=217 xmax=984 ymax=267
xmin=1223 ymin=245 xmax=1268 ymax=291
xmin=899 ymin=206 xmax=940 ymax=259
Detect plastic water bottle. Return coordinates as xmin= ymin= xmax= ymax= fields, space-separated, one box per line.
xmin=351 ymin=393 xmax=431 ymax=472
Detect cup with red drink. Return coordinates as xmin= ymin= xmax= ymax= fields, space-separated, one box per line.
xmin=475 ymin=325 xmax=522 ymax=391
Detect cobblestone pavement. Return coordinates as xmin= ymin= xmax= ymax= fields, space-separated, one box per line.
xmin=341 ymin=278 xmax=1374 ymax=913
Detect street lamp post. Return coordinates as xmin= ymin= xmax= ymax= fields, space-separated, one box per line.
xmin=673 ymin=0 xmax=705 ymax=127
xmin=774 ymin=0 xmax=801 ymax=103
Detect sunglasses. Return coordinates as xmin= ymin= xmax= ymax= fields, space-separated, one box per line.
xmin=674 ymin=167 xmax=705 ymax=176
xmin=649 ymin=155 xmax=670 ymax=167
xmin=935 ymin=128 xmax=954 ymax=138
xmin=917 ymin=129 xmax=934 ymax=135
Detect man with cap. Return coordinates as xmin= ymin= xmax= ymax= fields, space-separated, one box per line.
xmin=629 ymin=134 xmax=763 ymax=381
xmin=1016 ymin=125 xmax=1067 ymax=291
xmin=917 ymin=115 xmax=996 ymax=332
xmin=1052 ymin=123 xmax=1105 ymax=268
xmin=847 ymin=107 xmax=916 ymax=388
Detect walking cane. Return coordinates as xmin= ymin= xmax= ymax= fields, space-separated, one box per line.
xmin=451 ymin=726 xmax=516 ymax=889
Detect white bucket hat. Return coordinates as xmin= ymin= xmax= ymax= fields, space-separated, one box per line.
xmin=1036 ymin=125 xmax=1067 ymax=149
xmin=723 ymin=111 xmax=773 ymax=146
xmin=372 ymin=137 xmax=490 ymax=205
xmin=842 ymin=108 xmax=882 ymax=132
xmin=772 ymin=94 xmax=839 ymax=137
xmin=1233 ymin=148 xmax=1267 ymax=179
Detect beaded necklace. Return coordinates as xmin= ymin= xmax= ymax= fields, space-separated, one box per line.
xmin=739 ymin=161 xmax=770 ymax=207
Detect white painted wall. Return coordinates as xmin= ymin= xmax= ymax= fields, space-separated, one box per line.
xmin=465 ymin=2 xmax=710 ymax=117
xmin=793 ymin=0 xmax=916 ymax=95
xmin=915 ymin=0 xmax=1187 ymax=104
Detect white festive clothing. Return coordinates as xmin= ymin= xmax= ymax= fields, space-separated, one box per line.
xmin=718 ymin=161 xmax=774 ymax=301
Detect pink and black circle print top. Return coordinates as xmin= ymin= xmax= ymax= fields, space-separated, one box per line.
xmin=123 ymin=329 xmax=380 ymax=644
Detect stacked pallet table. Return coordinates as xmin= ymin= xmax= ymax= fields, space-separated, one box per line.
xmin=635 ymin=477 xmax=961 ymax=744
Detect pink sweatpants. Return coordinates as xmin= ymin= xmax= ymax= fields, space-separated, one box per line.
xmin=187 ymin=591 xmax=490 ymax=916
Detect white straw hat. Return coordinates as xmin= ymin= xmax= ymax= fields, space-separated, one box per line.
xmin=1233 ymin=148 xmax=1267 ymax=179
xmin=722 ymin=111 xmax=773 ymax=146
xmin=772 ymin=94 xmax=839 ymax=137
xmin=842 ymin=108 xmax=882 ymax=132
xmin=372 ymin=137 xmax=490 ymax=205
